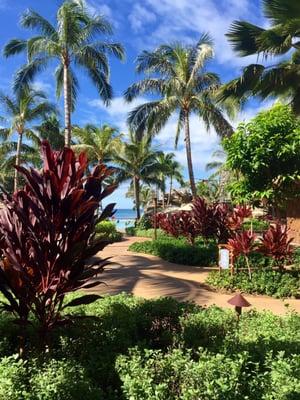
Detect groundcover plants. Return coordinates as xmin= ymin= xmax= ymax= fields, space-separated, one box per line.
xmin=0 ymin=294 xmax=299 ymax=399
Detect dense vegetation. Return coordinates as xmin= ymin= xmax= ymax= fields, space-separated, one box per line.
xmin=129 ymin=237 xmax=218 ymax=266
xmin=206 ymin=269 xmax=300 ymax=299
xmin=95 ymin=220 xmax=123 ymax=242
xmin=0 ymin=293 xmax=299 ymax=399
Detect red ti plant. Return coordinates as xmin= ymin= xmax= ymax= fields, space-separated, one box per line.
xmin=155 ymin=211 xmax=199 ymax=245
xmin=259 ymin=223 xmax=294 ymax=270
xmin=228 ymin=230 xmax=256 ymax=279
xmin=192 ymin=197 xmax=218 ymax=240
xmin=0 ymin=141 xmax=116 ymax=351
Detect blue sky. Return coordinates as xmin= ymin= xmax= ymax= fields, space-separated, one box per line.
xmin=0 ymin=0 xmax=272 ymax=208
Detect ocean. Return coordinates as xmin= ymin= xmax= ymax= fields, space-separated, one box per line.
xmin=113 ymin=208 xmax=139 ymax=230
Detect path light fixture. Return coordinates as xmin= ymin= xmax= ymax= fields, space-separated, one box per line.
xmin=228 ymin=293 xmax=251 ymax=318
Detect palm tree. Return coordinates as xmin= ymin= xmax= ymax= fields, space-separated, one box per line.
xmin=32 ymin=114 xmax=65 ymax=150
xmin=219 ymin=0 xmax=300 ymax=113
xmin=113 ymin=132 xmax=162 ymax=219
xmin=156 ymin=152 xmax=184 ymax=207
xmin=0 ymin=88 xmax=56 ymax=191
xmin=124 ymin=34 xmax=233 ymax=197
xmin=3 ymin=0 xmax=125 ymax=146
xmin=73 ymin=124 xmax=123 ymax=164
xmin=166 ymin=156 xmax=185 ymax=206
xmin=126 ymin=184 xmax=153 ymax=209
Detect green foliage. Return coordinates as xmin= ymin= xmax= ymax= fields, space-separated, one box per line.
xmin=206 ymin=269 xmax=300 ymax=298
xmin=95 ymin=220 xmax=123 ymax=242
xmin=224 ymin=104 xmax=300 ymax=206
xmin=242 ymin=218 xmax=270 ymax=232
xmin=125 ymin=227 xmax=168 ymax=238
xmin=117 ymin=348 xmax=255 ymax=400
xmin=129 ymin=237 xmax=218 ymax=266
xmin=0 ymin=294 xmax=299 ymax=399
xmin=136 ymin=215 xmax=153 ymax=230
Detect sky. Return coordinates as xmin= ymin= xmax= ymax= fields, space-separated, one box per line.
xmin=0 ymin=0 xmax=274 ymax=208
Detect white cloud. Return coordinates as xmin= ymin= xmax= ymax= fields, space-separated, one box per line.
xmin=126 ymin=0 xmax=263 ymax=68
xmin=32 ymin=80 xmax=52 ymax=94
xmin=128 ymin=4 xmax=157 ymax=32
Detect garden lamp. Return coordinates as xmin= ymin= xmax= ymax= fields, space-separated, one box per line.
xmin=228 ymin=293 xmax=251 ymax=318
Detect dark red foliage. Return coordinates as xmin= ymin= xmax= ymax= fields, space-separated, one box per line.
xmin=228 ymin=230 xmax=256 ymax=258
xmin=233 ymin=205 xmax=252 ymax=219
xmin=155 ymin=211 xmax=199 ymax=245
xmin=259 ymin=223 xmax=294 ymax=268
xmin=0 ymin=141 xmax=116 ymax=342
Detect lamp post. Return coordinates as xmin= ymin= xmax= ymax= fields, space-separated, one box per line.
xmin=228 ymin=293 xmax=251 ymax=319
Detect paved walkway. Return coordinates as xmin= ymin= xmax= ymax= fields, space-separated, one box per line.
xmin=93 ymin=236 xmax=300 ymax=315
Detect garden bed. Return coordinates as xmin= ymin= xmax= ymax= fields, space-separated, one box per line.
xmin=1 ymin=293 xmax=299 ymax=399
xmin=206 ymin=269 xmax=300 ymax=299
xmin=128 ymin=237 xmax=218 ymax=266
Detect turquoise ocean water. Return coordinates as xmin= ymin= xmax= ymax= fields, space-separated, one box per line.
xmin=112 ymin=208 xmax=138 ymax=231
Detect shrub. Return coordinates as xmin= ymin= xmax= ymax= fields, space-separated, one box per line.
xmin=125 ymin=227 xmax=167 ymax=238
xmin=129 ymin=237 xmax=217 ymax=266
xmin=206 ymin=269 xmax=300 ymax=298
xmin=95 ymin=220 xmax=123 ymax=242
xmin=242 ymin=218 xmax=270 ymax=232
xmin=259 ymin=223 xmax=294 ymax=269
xmin=0 ymin=141 xmax=116 ymax=350
xmin=155 ymin=211 xmax=199 ymax=244
xmin=228 ymin=230 xmax=256 ymax=279
xmin=136 ymin=215 xmax=152 ymax=230
xmin=116 ymin=347 xmax=258 ymax=400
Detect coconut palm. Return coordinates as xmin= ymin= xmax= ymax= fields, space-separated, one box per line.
xmin=32 ymin=114 xmax=65 ymax=150
xmin=166 ymin=156 xmax=185 ymax=206
xmin=73 ymin=124 xmax=123 ymax=164
xmin=156 ymin=152 xmax=184 ymax=207
xmin=3 ymin=0 xmax=125 ymax=146
xmin=124 ymin=34 xmax=233 ymax=197
xmin=220 ymin=0 xmax=300 ymax=113
xmin=113 ymin=132 xmax=162 ymax=219
xmin=126 ymin=184 xmax=153 ymax=209
xmin=0 ymin=88 xmax=56 ymax=191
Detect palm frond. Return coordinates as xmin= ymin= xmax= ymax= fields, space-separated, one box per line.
xmin=3 ymin=39 xmax=27 ymax=57
xmin=227 ymin=21 xmax=265 ymax=56
xmin=124 ymin=79 xmax=166 ymax=102
xmin=21 ymin=9 xmax=58 ymax=38
xmin=13 ymin=58 xmax=49 ymax=94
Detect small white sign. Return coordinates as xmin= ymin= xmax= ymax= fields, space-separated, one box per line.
xmin=219 ymin=248 xmax=230 ymax=269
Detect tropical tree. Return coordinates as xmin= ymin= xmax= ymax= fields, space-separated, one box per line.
xmin=220 ymin=0 xmax=300 ymax=113
xmin=126 ymin=184 xmax=153 ymax=209
xmin=32 ymin=114 xmax=65 ymax=150
xmin=73 ymin=124 xmax=123 ymax=164
xmin=3 ymin=0 xmax=125 ymax=146
xmin=113 ymin=132 xmax=162 ymax=219
xmin=223 ymin=104 xmax=300 ymax=210
xmin=124 ymin=34 xmax=233 ymax=197
xmin=0 ymin=88 xmax=56 ymax=191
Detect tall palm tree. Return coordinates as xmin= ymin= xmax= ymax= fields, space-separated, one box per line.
xmin=166 ymin=156 xmax=185 ymax=206
xmin=156 ymin=152 xmax=184 ymax=207
xmin=0 ymin=88 xmax=56 ymax=191
xmin=124 ymin=34 xmax=233 ymax=197
xmin=3 ymin=0 xmax=125 ymax=146
xmin=113 ymin=132 xmax=162 ymax=219
xmin=126 ymin=184 xmax=153 ymax=210
xmin=73 ymin=124 xmax=123 ymax=164
xmin=32 ymin=114 xmax=65 ymax=150
xmin=219 ymin=0 xmax=300 ymax=113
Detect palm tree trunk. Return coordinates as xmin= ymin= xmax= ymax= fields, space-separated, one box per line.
xmin=134 ymin=176 xmax=141 ymax=220
xmin=63 ymin=62 xmax=72 ymax=147
xmin=14 ymin=131 xmax=23 ymax=192
xmin=167 ymin=175 xmax=173 ymax=206
xmin=184 ymin=109 xmax=196 ymax=197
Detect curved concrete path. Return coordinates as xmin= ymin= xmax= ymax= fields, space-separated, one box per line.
xmin=94 ymin=237 xmax=300 ymax=315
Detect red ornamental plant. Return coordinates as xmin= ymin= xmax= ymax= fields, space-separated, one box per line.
xmin=259 ymin=223 xmax=294 ymax=270
xmin=228 ymin=230 xmax=256 ymax=279
xmin=155 ymin=211 xmax=199 ymax=245
xmin=0 ymin=141 xmax=116 ymax=350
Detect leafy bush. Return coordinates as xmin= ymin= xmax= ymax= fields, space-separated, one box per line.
xmin=117 ymin=347 xmax=256 ymax=400
xmin=242 ymin=218 xmax=269 ymax=232
xmin=0 ymin=141 xmax=116 ymax=350
xmin=136 ymin=215 xmax=153 ymax=230
xmin=125 ymin=227 xmax=167 ymax=238
xmin=129 ymin=237 xmax=218 ymax=266
xmin=95 ymin=220 xmax=123 ymax=242
xmin=0 ymin=294 xmax=299 ymax=399
xmin=206 ymin=269 xmax=300 ymax=298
